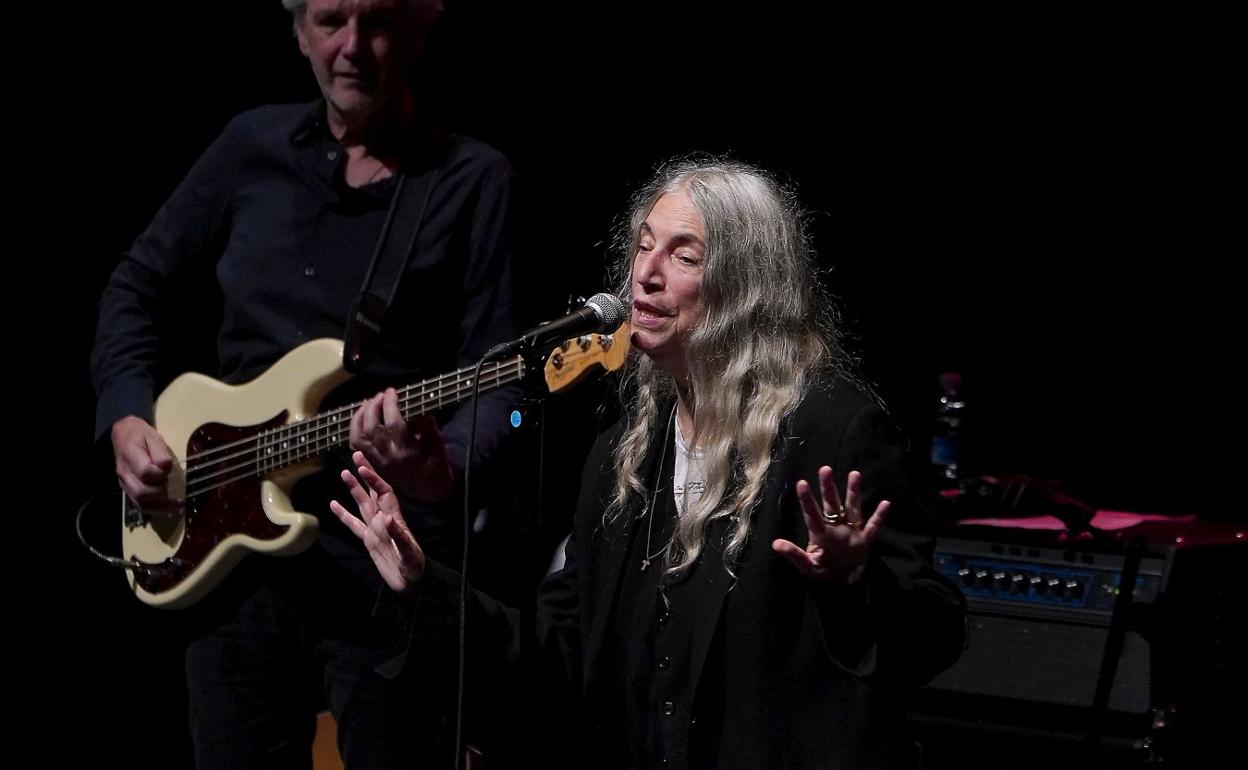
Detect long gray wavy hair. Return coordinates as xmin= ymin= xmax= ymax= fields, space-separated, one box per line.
xmin=607 ymin=157 xmax=849 ymax=578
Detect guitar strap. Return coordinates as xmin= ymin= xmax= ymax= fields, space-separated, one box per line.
xmin=343 ymin=133 xmax=450 ymax=374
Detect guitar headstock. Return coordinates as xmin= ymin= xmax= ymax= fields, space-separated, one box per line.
xmin=543 ymin=323 xmax=631 ymax=393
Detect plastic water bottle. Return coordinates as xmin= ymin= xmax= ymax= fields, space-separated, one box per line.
xmin=931 ymin=372 xmax=966 ymax=489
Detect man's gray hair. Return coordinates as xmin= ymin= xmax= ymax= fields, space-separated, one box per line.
xmin=280 ymin=0 xmax=444 ymax=23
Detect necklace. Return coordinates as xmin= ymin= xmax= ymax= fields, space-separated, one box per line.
xmin=640 ymin=405 xmax=677 ymax=572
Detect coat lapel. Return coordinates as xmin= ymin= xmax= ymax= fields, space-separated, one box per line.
xmin=580 ymin=410 xmax=672 ymax=700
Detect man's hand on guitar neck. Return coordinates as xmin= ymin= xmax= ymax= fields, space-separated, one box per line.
xmin=349 ymin=388 xmax=456 ymax=504
xmin=111 ymin=415 xmax=176 ymax=509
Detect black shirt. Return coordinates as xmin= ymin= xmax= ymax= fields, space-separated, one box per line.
xmin=91 ymin=100 xmax=521 ymax=549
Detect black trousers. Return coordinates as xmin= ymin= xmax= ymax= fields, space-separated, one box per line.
xmin=182 ymin=539 xmax=454 ymax=770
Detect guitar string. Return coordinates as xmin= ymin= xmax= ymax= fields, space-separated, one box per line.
xmin=178 ymin=335 xmax=612 ymax=468
xmin=170 ymin=335 xmax=615 ymax=502
xmin=182 ymin=367 xmax=525 ymax=500
xmin=180 ymin=357 xmax=519 ymax=466
xmin=180 ymin=361 xmax=525 ymax=500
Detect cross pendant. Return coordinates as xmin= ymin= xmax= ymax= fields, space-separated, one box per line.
xmin=640 ymin=558 xmax=652 ymax=572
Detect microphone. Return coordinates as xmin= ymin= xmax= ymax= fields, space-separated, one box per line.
xmin=484 ymin=293 xmax=628 ymax=360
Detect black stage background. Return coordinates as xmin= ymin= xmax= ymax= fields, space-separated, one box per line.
xmin=40 ymin=2 xmax=1239 ymax=765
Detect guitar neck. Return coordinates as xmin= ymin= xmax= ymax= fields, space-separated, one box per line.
xmin=256 ymin=355 xmax=526 ymax=475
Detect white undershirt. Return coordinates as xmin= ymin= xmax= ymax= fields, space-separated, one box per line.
xmin=673 ymin=418 xmax=708 ymax=516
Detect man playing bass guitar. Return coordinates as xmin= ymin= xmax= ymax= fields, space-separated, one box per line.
xmin=90 ymin=1 xmax=521 ymax=766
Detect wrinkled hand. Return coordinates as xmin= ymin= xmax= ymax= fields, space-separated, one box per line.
xmin=111 ymin=415 xmax=176 ymax=509
xmin=330 ymin=451 xmax=426 ymax=598
xmin=349 ymin=388 xmax=455 ymax=503
xmin=772 ymin=467 xmax=890 ymax=584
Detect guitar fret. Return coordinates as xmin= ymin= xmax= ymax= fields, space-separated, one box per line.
xmin=257 ymin=430 xmax=268 ymax=476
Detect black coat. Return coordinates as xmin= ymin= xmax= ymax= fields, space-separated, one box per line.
xmin=404 ymin=378 xmax=966 ymax=768
xmin=537 ymin=379 xmax=966 ymax=769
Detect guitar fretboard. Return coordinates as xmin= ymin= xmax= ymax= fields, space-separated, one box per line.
xmin=182 ymin=356 xmax=526 ymax=501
